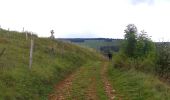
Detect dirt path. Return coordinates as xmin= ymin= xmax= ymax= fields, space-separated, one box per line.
xmin=48 ymin=72 xmax=73 ymax=100
xmin=48 ymin=61 xmax=121 ymax=100
xmin=48 ymin=67 xmax=84 ymax=100
xmin=101 ymin=62 xmax=116 ymax=100
xmin=86 ymin=75 xmax=98 ymax=100
xmin=69 ymin=64 xmax=99 ymax=100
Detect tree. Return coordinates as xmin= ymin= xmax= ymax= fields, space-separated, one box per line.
xmin=136 ymin=30 xmax=155 ymax=57
xmin=123 ymin=25 xmax=155 ymax=58
xmin=123 ymin=24 xmax=138 ymax=57
xmin=156 ymin=42 xmax=170 ymax=77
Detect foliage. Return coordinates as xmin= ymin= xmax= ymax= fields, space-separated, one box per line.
xmin=108 ymin=63 xmax=170 ymax=100
xmin=114 ymin=24 xmax=157 ymax=73
xmin=136 ymin=32 xmax=156 ymax=58
xmin=156 ymin=42 xmax=170 ymax=78
xmin=123 ymin=24 xmax=156 ymax=59
xmin=110 ymin=24 xmax=170 ymax=99
xmin=123 ymin=24 xmax=138 ymax=57
xmin=113 ymin=53 xmax=156 ymax=72
xmin=114 ymin=24 xmax=170 ymax=82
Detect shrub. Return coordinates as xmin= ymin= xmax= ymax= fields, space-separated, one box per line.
xmin=113 ymin=52 xmax=156 ymax=74
xmin=115 ymin=24 xmax=156 ymax=73
xmin=156 ymin=42 xmax=170 ymax=78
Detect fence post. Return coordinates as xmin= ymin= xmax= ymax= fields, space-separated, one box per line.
xmin=29 ymin=36 xmax=34 ymax=69
xmin=22 ymin=27 xmax=24 ymax=32
xmin=26 ymin=32 xmax=28 ymax=40
xmin=0 ymin=48 xmax=6 ymax=58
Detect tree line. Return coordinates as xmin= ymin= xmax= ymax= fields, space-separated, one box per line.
xmin=114 ymin=24 xmax=170 ymax=80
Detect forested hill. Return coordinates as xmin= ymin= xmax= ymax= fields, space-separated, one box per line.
xmin=58 ymin=38 xmax=123 ymax=53
xmin=58 ymin=38 xmax=170 ymax=53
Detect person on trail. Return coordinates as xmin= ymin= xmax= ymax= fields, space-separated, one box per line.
xmin=107 ymin=52 xmax=112 ymax=60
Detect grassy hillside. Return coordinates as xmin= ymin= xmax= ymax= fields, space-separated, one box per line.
xmin=0 ymin=29 xmax=102 ymax=100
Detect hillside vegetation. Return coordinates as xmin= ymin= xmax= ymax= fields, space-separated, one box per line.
xmin=1 ymin=25 xmax=170 ymax=100
xmin=0 ymin=29 xmax=102 ymax=100
xmin=108 ymin=63 xmax=170 ymax=100
xmin=107 ymin=24 xmax=170 ymax=100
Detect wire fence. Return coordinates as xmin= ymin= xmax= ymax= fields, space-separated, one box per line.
xmin=0 ymin=28 xmax=60 ymax=71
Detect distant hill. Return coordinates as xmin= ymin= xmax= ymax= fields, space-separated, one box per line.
xmin=59 ymin=38 xmax=170 ymax=53
xmin=58 ymin=38 xmax=124 ymax=53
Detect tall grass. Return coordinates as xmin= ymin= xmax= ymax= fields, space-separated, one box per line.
xmin=113 ymin=52 xmax=156 ymax=74
xmin=108 ymin=63 xmax=170 ymax=100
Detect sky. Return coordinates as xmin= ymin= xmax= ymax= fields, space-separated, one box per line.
xmin=0 ymin=0 xmax=170 ymax=41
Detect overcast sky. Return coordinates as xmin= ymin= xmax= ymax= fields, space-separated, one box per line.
xmin=0 ymin=0 xmax=170 ymax=41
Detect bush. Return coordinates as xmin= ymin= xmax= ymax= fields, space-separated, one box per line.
xmin=156 ymin=42 xmax=170 ymax=78
xmin=114 ymin=24 xmax=156 ymax=73
xmin=113 ymin=52 xmax=156 ymax=73
xmin=113 ymin=53 xmax=127 ymax=69
xmin=137 ymin=58 xmax=155 ymax=73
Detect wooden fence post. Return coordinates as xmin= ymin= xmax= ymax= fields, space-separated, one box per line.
xmin=23 ymin=27 xmax=24 ymax=32
xmin=0 ymin=48 xmax=6 ymax=58
xmin=29 ymin=37 xmax=34 ymax=69
xmin=26 ymin=32 xmax=28 ymax=40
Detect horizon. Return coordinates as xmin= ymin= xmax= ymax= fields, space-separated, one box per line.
xmin=0 ymin=27 xmax=169 ymax=42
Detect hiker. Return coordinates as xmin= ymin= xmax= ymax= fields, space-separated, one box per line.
xmin=108 ymin=53 xmax=112 ymax=60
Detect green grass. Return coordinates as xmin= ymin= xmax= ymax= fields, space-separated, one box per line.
xmin=0 ymin=29 xmax=102 ymax=99
xmin=108 ymin=63 xmax=170 ymax=100
xmin=70 ymin=61 xmax=108 ymax=100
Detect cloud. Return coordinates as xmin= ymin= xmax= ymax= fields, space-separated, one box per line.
xmin=130 ymin=0 xmax=154 ymax=5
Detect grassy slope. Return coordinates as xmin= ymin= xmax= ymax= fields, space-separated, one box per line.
xmin=108 ymin=63 xmax=170 ymax=100
xmin=0 ymin=29 xmax=102 ymax=100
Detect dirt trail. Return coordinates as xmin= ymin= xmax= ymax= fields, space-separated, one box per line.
xmin=49 ymin=61 xmax=121 ymax=100
xmin=101 ymin=62 xmax=121 ymax=100
xmin=48 ymin=67 xmax=84 ymax=100
xmin=86 ymin=77 xmax=98 ymax=100
xmin=48 ymin=73 xmax=73 ymax=100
